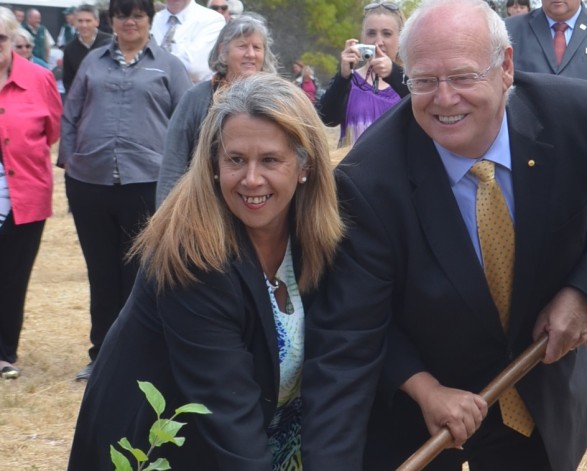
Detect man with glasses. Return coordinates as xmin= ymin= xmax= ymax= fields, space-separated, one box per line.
xmin=207 ymin=0 xmax=231 ymax=22
xmin=151 ymin=0 xmax=224 ymax=83
xmin=302 ymin=0 xmax=587 ymax=470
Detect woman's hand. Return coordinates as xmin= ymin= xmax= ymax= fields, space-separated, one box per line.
xmin=340 ymin=39 xmax=361 ymax=79
xmin=368 ymin=45 xmax=393 ymax=79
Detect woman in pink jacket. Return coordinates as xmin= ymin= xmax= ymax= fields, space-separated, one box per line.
xmin=0 ymin=7 xmax=62 ymax=379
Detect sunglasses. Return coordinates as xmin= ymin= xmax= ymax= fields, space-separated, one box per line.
xmin=15 ymin=44 xmax=32 ymax=49
xmin=364 ymin=2 xmax=400 ymax=12
xmin=210 ymin=5 xmax=228 ymax=12
xmin=0 ymin=34 xmax=9 ymax=43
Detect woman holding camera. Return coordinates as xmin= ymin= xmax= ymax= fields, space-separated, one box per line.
xmin=318 ymin=2 xmax=408 ymax=147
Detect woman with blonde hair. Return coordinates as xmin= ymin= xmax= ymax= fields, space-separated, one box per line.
xmin=319 ymin=1 xmax=409 ymax=147
xmin=67 ymin=73 xmax=344 ymax=471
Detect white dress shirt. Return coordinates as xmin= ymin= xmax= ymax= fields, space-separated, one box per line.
xmin=151 ymin=1 xmax=225 ymax=83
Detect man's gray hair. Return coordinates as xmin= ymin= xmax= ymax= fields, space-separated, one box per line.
xmin=75 ymin=4 xmax=100 ymax=20
xmin=399 ymin=0 xmax=511 ymax=73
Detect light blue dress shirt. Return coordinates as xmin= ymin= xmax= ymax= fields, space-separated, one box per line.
xmin=435 ymin=113 xmax=514 ymax=264
xmin=546 ymin=6 xmax=582 ymax=44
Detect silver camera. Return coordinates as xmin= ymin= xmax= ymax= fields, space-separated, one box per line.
xmin=355 ymin=44 xmax=376 ymax=61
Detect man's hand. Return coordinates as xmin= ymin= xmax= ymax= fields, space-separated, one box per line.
xmin=533 ymin=286 xmax=587 ymax=364
xmin=401 ymin=372 xmax=487 ymax=448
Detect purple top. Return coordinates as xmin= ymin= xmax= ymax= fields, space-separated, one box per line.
xmin=340 ymin=71 xmax=402 ymax=146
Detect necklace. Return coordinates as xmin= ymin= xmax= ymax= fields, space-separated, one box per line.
xmin=264 ymin=274 xmax=294 ymax=315
xmin=265 ymin=275 xmax=280 ymax=293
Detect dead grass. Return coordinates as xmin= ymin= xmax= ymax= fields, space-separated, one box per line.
xmin=0 ymin=140 xmax=585 ymax=470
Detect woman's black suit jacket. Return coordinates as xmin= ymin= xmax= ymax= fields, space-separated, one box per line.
xmin=68 ymin=230 xmax=305 ymax=471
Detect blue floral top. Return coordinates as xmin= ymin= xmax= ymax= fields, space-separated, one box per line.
xmin=265 ymin=240 xmax=304 ymax=470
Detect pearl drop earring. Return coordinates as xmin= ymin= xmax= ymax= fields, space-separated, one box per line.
xmin=301 ymin=176 xmax=307 ymax=183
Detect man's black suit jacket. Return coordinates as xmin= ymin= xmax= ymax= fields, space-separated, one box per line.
xmin=303 ymin=71 xmax=587 ymax=471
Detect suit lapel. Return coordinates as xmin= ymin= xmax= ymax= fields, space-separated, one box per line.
xmin=407 ymin=122 xmax=505 ymax=342
xmin=562 ymin=8 xmax=587 ymax=70
xmin=233 ymin=230 xmax=280 ymax=396
xmin=506 ymin=90 xmax=556 ymax=341
xmin=529 ymin=10 xmax=559 ymax=72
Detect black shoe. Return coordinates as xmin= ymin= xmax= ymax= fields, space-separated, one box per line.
xmin=75 ymin=362 xmax=94 ymax=381
xmin=1 ymin=365 xmax=21 ymax=379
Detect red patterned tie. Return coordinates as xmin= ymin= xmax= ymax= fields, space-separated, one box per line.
xmin=553 ymin=22 xmax=569 ymax=66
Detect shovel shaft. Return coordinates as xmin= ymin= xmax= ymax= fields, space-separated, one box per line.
xmin=396 ymin=334 xmax=548 ymax=471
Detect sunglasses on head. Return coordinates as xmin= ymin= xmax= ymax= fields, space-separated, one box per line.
xmin=0 ymin=34 xmax=10 ymax=43
xmin=364 ymin=2 xmax=400 ymax=13
xmin=210 ymin=4 xmax=228 ymax=12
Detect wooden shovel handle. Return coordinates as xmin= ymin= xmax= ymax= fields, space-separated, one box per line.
xmin=396 ymin=333 xmax=548 ymax=471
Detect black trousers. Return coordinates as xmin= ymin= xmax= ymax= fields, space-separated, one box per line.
xmin=65 ymin=175 xmax=155 ymax=361
xmin=0 ymin=212 xmax=45 ymax=363
xmin=365 ymin=390 xmax=551 ymax=471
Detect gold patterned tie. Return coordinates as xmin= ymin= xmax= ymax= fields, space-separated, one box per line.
xmin=470 ymin=160 xmax=534 ymax=437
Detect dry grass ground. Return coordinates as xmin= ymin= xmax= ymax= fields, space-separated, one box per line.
xmin=0 ymin=139 xmax=586 ymax=470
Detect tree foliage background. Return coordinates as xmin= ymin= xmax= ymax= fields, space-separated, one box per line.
xmin=189 ymin=0 xmax=540 ymax=82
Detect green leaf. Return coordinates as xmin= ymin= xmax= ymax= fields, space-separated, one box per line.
xmin=174 ymin=403 xmax=212 ymax=415
xmin=149 ymin=419 xmax=187 ymax=447
xmin=110 ymin=445 xmax=133 ymax=471
xmin=117 ymin=437 xmax=148 ymax=462
xmin=138 ymin=381 xmax=166 ymax=417
xmin=143 ymin=458 xmax=172 ymax=471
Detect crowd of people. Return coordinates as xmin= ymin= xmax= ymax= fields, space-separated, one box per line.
xmin=1 ymin=0 xmax=587 ymax=470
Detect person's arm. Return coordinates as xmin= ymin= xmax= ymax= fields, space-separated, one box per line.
xmin=533 ymin=286 xmax=587 ymax=363
xmin=166 ymin=56 xmax=192 ymax=110
xmin=400 ymin=372 xmax=487 ymax=448
xmin=302 ymin=168 xmax=393 ymax=470
xmin=177 ymin=16 xmax=225 ymax=83
xmin=157 ymin=270 xmax=273 ymax=470
xmin=156 ymin=83 xmax=212 ymax=206
xmin=62 ymin=47 xmax=74 ymax=92
xmin=57 ymin=54 xmax=90 ymax=169
xmin=317 ymin=72 xmax=351 ymax=126
xmin=383 ymin=62 xmax=410 ymax=98
xmin=36 ymin=68 xmax=63 ymax=146
xmin=318 ymin=39 xmax=362 ymax=126
xmin=44 ymin=28 xmax=55 ymax=62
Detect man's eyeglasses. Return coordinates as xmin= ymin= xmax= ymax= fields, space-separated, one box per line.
xmin=210 ymin=5 xmax=229 ymax=12
xmin=364 ymin=2 xmax=400 ymax=13
xmin=0 ymin=34 xmax=9 ymax=43
xmin=15 ymin=44 xmax=32 ymax=49
xmin=404 ymin=65 xmax=495 ymax=95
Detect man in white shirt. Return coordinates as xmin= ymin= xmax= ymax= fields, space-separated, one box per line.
xmin=151 ymin=0 xmax=225 ymax=83
xmin=207 ymin=0 xmax=231 ymax=22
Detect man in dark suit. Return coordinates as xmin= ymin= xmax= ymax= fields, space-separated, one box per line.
xmin=62 ymin=4 xmax=112 ymax=93
xmin=506 ymin=0 xmax=587 ymax=79
xmin=302 ymin=0 xmax=587 ymax=470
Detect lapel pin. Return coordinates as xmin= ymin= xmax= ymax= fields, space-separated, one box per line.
xmin=580 ymin=23 xmax=587 ymax=30
xmin=528 ymin=160 xmax=536 ymax=167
